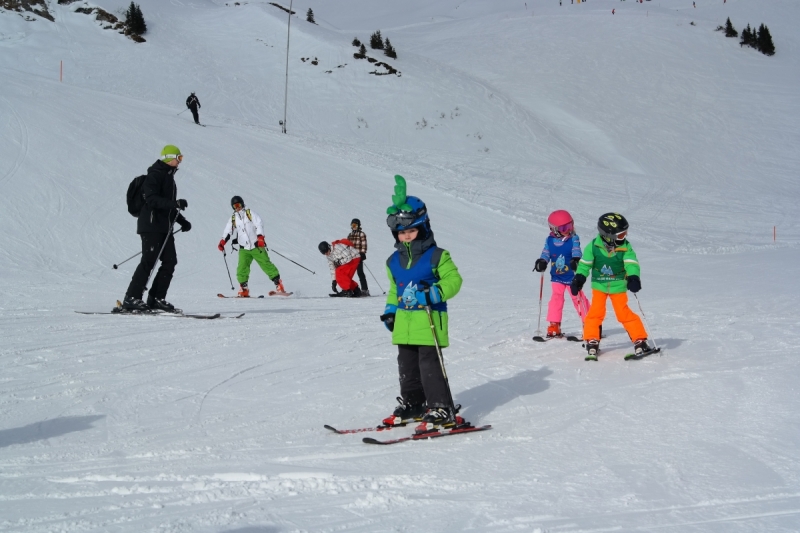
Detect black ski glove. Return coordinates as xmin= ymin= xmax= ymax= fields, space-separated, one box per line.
xmin=178 ymin=219 xmax=192 ymax=232
xmin=176 ymin=199 xmax=188 ymax=210
xmin=360 ymin=252 xmax=366 ymax=261
xmin=570 ymin=257 xmax=580 ymax=271
xmin=570 ymin=273 xmax=586 ymax=296
xmin=331 ymin=280 xmax=338 ymax=293
xmin=534 ymin=259 xmax=548 ymax=272
xmin=627 ymin=275 xmax=641 ymax=293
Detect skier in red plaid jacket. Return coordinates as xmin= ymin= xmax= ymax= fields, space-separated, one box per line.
xmin=347 ymin=218 xmax=370 ymax=295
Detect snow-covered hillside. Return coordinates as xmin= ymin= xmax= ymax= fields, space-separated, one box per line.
xmin=1 ymin=0 xmax=799 ymax=531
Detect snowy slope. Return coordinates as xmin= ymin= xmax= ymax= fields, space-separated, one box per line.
xmin=1 ymin=0 xmax=799 ymax=531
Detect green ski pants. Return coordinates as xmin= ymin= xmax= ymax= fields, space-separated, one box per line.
xmin=237 ymin=247 xmax=280 ymax=284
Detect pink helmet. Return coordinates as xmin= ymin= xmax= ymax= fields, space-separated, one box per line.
xmin=548 ymin=210 xmax=574 ymax=238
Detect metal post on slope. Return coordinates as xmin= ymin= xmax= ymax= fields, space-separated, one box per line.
xmin=282 ymin=0 xmax=293 ymax=134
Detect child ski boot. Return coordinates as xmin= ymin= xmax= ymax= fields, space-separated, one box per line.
xmin=382 ymin=397 xmax=426 ymax=426
xmin=238 ymin=283 xmax=250 ymax=298
xmin=547 ymin=322 xmax=562 ymax=338
xmin=585 ymin=340 xmax=600 ymax=361
xmin=414 ymin=405 xmax=466 ymax=434
xmin=624 ymin=339 xmax=660 ymax=360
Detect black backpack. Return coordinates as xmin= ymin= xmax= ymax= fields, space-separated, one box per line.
xmin=126 ymin=175 xmax=147 ymax=217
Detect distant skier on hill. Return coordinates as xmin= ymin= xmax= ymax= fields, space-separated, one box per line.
xmin=570 ymin=213 xmax=653 ymax=359
xmin=347 ymin=218 xmax=369 ymax=296
xmin=318 ymin=239 xmax=362 ymax=297
xmin=218 ymin=196 xmax=286 ymax=297
xmin=186 ymin=92 xmax=201 ymax=125
xmin=122 ymin=145 xmax=191 ymax=312
xmin=380 ymin=176 xmax=463 ymax=429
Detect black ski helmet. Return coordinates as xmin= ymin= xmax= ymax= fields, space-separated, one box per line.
xmin=597 ymin=213 xmax=629 ymax=245
xmin=318 ymin=241 xmax=331 ymax=254
xmin=231 ymin=196 xmax=245 ymax=209
xmin=351 ymin=218 xmax=361 ymax=227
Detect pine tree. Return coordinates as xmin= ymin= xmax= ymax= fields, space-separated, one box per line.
xmin=352 ymin=37 xmax=361 ymax=47
xmin=369 ymin=30 xmax=384 ymax=50
xmin=757 ymin=23 xmax=775 ymax=56
xmin=135 ymin=4 xmax=146 ymax=34
xmin=384 ymin=38 xmax=397 ymax=59
xmin=126 ymin=2 xmax=146 ymax=35
xmin=740 ymin=24 xmax=752 ymax=48
xmin=359 ymin=43 xmax=367 ymax=55
xmin=724 ymin=17 xmax=738 ymax=38
xmin=306 ymin=8 xmax=315 ymax=24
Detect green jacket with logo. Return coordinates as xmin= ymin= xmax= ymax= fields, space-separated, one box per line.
xmin=576 ymin=235 xmax=640 ymax=294
xmin=385 ymin=241 xmax=462 ymax=347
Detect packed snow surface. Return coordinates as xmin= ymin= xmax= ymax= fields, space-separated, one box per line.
xmin=1 ymin=0 xmax=799 ymax=531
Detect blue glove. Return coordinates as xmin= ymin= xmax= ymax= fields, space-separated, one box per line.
xmin=415 ymin=285 xmax=442 ymax=306
xmin=379 ymin=304 xmax=397 ymax=331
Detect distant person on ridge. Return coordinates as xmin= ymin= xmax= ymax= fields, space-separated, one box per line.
xmin=347 ymin=218 xmax=370 ymax=296
xmin=186 ymin=92 xmax=201 ymax=125
xmin=122 ymin=145 xmax=191 ymax=312
xmin=218 ymin=196 xmax=286 ymax=297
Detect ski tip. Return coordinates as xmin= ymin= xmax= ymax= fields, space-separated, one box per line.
xmin=217 ymin=293 xmax=226 ymax=298
xmin=323 ymin=424 xmax=339 ymax=433
xmin=362 ymin=437 xmax=391 ymax=445
xmin=532 ymin=336 xmax=546 ymax=342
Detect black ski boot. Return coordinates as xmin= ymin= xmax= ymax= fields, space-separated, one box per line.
xmin=585 ymin=340 xmax=600 ymax=361
xmin=148 ymin=298 xmax=178 ymax=313
xmin=633 ymin=339 xmax=652 ymax=355
xmin=121 ymin=296 xmax=149 ymax=312
xmin=415 ymin=405 xmax=466 ymax=433
xmin=382 ymin=397 xmax=425 ymax=426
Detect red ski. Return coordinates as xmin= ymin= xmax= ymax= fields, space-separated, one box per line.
xmin=362 ymin=424 xmax=492 ymax=445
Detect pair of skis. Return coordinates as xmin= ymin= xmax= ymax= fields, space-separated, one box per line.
xmin=217 ymin=291 xmax=293 ymax=298
xmin=585 ymin=346 xmax=662 ymax=361
xmin=325 ymin=420 xmax=492 ymax=445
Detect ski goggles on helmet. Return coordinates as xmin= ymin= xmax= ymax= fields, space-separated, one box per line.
xmin=549 ymin=221 xmax=574 ymax=238
xmin=386 ymin=206 xmax=426 ymax=231
xmin=162 ymin=153 xmax=183 ymax=163
xmin=600 ymin=229 xmax=627 ymax=243
xmin=232 ymin=202 xmax=243 ymax=210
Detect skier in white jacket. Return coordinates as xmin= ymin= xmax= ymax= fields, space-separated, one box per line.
xmin=318 ymin=239 xmax=362 ymax=297
xmin=218 ymin=196 xmax=285 ymax=297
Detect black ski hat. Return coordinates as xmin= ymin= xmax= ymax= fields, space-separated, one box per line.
xmin=318 ymin=241 xmax=330 ymax=254
xmin=231 ymin=195 xmax=245 ymax=208
xmin=351 ymin=218 xmax=361 ymax=227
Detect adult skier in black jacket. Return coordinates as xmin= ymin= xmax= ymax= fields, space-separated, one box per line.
xmin=186 ymin=92 xmax=201 ymax=125
xmin=122 ymin=145 xmax=191 ymax=311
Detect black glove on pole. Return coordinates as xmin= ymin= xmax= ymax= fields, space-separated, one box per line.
xmin=627 ymin=275 xmax=641 ymax=293
xmin=570 ymin=273 xmax=586 ymax=296
xmin=534 ymin=258 xmax=548 ymax=272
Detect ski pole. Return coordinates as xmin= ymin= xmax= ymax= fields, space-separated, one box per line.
xmin=633 ymin=293 xmax=659 ymax=352
xmin=222 ymin=250 xmax=235 ymax=290
xmin=270 ymin=248 xmax=315 ymax=274
xmin=112 ymin=229 xmax=181 ymax=269
xmin=424 ymin=303 xmax=457 ymax=414
xmin=534 ymin=272 xmax=544 ymax=337
xmin=144 ymin=210 xmax=182 ymax=293
xmin=177 ymin=108 xmax=188 ymax=116
xmin=364 ymin=262 xmax=386 ymax=294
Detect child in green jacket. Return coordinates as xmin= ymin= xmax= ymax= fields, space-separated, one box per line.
xmin=571 ymin=213 xmax=652 ymax=359
xmin=379 ymin=176 xmax=463 ymax=427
